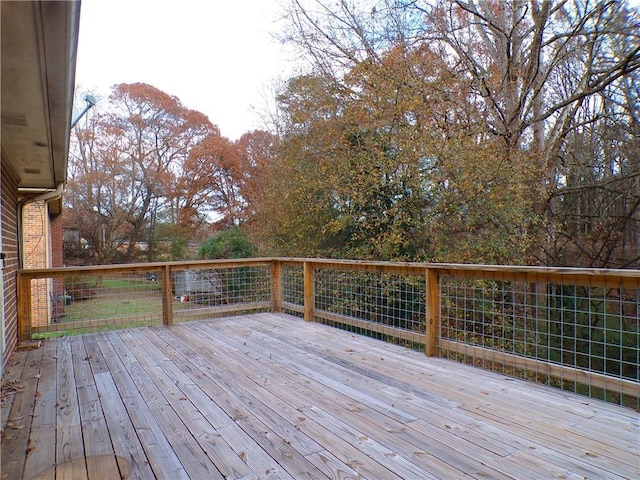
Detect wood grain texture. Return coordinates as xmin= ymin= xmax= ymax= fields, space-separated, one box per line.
xmin=23 ymin=340 xmax=58 ymax=480
xmin=2 ymin=313 xmax=638 ymax=479
xmin=1 ymin=347 xmax=44 ymax=479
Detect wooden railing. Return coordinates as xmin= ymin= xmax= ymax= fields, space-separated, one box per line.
xmin=17 ymin=259 xmax=274 ymax=339
xmin=17 ymin=258 xmax=640 ymax=407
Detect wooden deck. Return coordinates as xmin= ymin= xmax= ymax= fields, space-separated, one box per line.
xmin=1 ymin=313 xmax=638 ymax=479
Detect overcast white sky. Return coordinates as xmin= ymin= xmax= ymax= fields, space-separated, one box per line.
xmin=75 ymin=0 xmax=300 ymax=140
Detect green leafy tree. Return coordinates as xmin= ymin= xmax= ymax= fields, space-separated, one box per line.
xmin=199 ymin=228 xmax=256 ymax=259
xmin=271 ymin=0 xmax=640 ymax=267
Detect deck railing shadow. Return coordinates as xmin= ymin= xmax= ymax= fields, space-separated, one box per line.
xmin=18 ymin=258 xmax=639 ymax=408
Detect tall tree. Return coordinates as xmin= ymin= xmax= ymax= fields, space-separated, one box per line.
xmin=107 ymin=83 xmax=215 ymax=259
xmin=66 ymin=111 xmax=136 ymax=263
xmin=66 ymin=84 xmax=218 ymax=263
xmin=181 ymin=133 xmax=245 ymax=228
xmin=235 ymin=130 xmax=277 ymax=222
xmin=425 ymin=0 xmax=640 ymax=265
xmin=275 ymin=0 xmax=640 ymax=266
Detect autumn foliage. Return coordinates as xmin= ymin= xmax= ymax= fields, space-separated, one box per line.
xmin=65 ymin=83 xmax=274 ymax=263
xmin=259 ymin=0 xmax=640 ymax=267
xmin=66 ymin=1 xmax=640 ymax=268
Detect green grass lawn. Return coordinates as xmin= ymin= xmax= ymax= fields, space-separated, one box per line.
xmin=41 ymin=275 xmax=249 ymax=338
xmin=62 ymin=292 xmax=164 ymax=322
xmin=99 ymin=277 xmax=163 ymax=291
xmin=57 ymin=277 xmax=204 ymax=324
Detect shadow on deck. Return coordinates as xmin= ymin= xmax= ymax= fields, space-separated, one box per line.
xmin=2 ymin=313 xmax=638 ymax=479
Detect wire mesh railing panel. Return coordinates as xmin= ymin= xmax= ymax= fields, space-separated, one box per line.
xmin=172 ymin=265 xmax=271 ymax=322
xmin=28 ymin=270 xmax=165 ymax=338
xmin=18 ymin=258 xmax=638 ymax=407
xmin=313 ymin=268 xmax=426 ymax=349
xmin=281 ymin=264 xmax=304 ymax=318
xmin=438 ymin=273 xmax=640 ymax=408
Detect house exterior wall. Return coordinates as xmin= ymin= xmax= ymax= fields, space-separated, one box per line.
xmin=22 ymin=203 xmax=67 ymax=327
xmin=23 ymin=201 xmax=51 ymax=326
xmin=1 ymin=157 xmax=20 ymax=371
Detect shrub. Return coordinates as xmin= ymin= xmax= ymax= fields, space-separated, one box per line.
xmin=198 ymin=227 xmax=255 ymax=259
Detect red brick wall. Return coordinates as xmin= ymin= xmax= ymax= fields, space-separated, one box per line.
xmin=22 ymin=204 xmax=66 ymax=326
xmin=23 ymin=201 xmax=50 ymax=327
xmin=23 ymin=201 xmax=48 ymax=268
xmin=1 ymin=158 xmax=19 ymax=370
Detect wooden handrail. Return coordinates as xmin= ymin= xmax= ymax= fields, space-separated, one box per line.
xmin=19 ymin=257 xmax=639 ymax=284
xmin=17 ymin=258 xmax=274 ymax=278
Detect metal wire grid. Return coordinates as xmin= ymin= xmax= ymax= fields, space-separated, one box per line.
xmin=173 ymin=266 xmax=271 ymax=320
xmin=281 ymin=264 xmax=304 ymax=318
xmin=27 ymin=265 xmax=272 ymax=335
xmin=438 ymin=274 xmax=639 ymax=408
xmin=24 ymin=261 xmax=637 ymax=407
xmin=313 ymin=268 xmax=426 ymax=343
xmin=29 ymin=271 xmax=165 ymax=336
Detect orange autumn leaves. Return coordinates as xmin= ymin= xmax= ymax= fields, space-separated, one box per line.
xmin=66 ymin=83 xmax=274 ymax=263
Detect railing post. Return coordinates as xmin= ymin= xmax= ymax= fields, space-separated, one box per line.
xmin=425 ymin=268 xmax=439 ymax=356
xmin=271 ymin=260 xmax=282 ymax=312
xmin=303 ymin=262 xmax=315 ymax=322
xmin=17 ymin=272 xmax=32 ymax=342
xmin=162 ymin=265 xmax=174 ymax=326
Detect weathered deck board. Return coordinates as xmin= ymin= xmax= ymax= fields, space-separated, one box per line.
xmin=1 ymin=348 xmax=30 ymax=434
xmin=1 ymin=347 xmax=44 ymax=479
xmin=71 ymin=336 xmax=121 ymax=480
xmin=95 ymin=332 xmax=189 ymax=480
xmin=2 ymin=312 xmax=638 ymax=479
xmin=55 ymin=336 xmax=88 ymax=480
xmin=22 ymin=339 xmax=57 ymax=480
